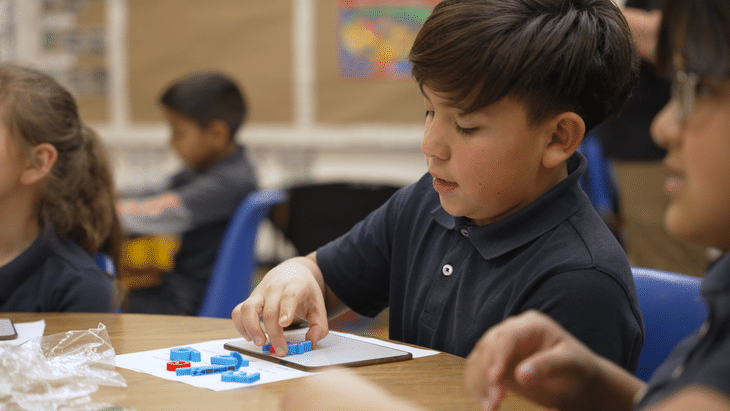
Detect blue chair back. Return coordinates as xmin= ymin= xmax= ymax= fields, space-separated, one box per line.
xmin=94 ymin=252 xmax=116 ymax=276
xmin=633 ymin=267 xmax=708 ymax=381
xmin=577 ymin=132 xmax=616 ymax=216
xmin=94 ymin=252 xmax=121 ymax=313
xmin=197 ymin=189 xmax=288 ymax=318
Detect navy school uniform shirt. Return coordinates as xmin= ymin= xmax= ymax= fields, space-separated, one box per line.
xmin=0 ymin=229 xmax=114 ymax=312
xmin=125 ymin=145 xmax=258 ymax=315
xmin=317 ymin=152 xmax=645 ymax=369
xmin=635 ymin=253 xmax=730 ymax=409
xmin=165 ymin=145 xmax=257 ymax=314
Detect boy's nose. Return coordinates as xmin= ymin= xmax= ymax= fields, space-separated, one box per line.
xmin=421 ymin=119 xmax=449 ymax=160
xmin=650 ymin=101 xmax=680 ymax=150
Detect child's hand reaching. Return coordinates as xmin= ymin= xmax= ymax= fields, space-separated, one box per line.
xmin=465 ymin=310 xmax=604 ymax=411
xmin=231 ymin=256 xmax=329 ymax=357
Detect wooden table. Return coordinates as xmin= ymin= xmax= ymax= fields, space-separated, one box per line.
xmin=3 ymin=313 xmax=547 ymax=411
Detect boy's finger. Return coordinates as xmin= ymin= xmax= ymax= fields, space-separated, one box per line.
xmin=230 ymin=302 xmax=250 ymax=341
xmin=480 ymin=386 xmax=506 ymax=411
xmin=513 ymin=345 xmax=570 ymax=386
xmin=304 ymin=308 xmax=329 ymax=347
xmin=465 ymin=345 xmax=495 ymax=399
xmin=470 ymin=327 xmax=518 ymax=385
xmin=234 ymin=295 xmax=266 ymax=345
xmin=261 ymin=296 xmax=288 ymax=356
xmin=278 ymin=291 xmax=300 ymax=328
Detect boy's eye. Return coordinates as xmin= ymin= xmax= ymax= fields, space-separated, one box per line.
xmin=456 ymin=123 xmax=478 ymax=135
xmin=695 ymin=74 xmax=726 ymax=99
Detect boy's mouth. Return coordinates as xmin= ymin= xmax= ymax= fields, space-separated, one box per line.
xmin=663 ymin=161 xmax=685 ymax=198
xmin=432 ymin=176 xmax=458 ymax=194
xmin=664 ymin=172 xmax=685 ymax=198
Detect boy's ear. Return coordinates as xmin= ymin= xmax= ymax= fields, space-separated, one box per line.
xmin=20 ymin=143 xmax=58 ymax=185
xmin=542 ymin=112 xmax=585 ymax=169
xmin=205 ymin=120 xmax=232 ymax=149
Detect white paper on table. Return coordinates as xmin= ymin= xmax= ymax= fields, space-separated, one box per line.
xmin=114 ymin=331 xmax=438 ymax=392
xmin=0 ymin=320 xmax=46 ymax=346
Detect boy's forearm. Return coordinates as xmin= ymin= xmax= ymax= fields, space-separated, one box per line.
xmin=116 ymin=194 xmax=191 ymax=235
xmin=302 ymin=252 xmax=350 ymax=320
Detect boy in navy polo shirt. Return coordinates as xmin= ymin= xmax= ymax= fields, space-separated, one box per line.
xmin=233 ymin=0 xmax=644 ymax=371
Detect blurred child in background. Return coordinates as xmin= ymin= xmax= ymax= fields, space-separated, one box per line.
xmin=119 ymin=71 xmax=258 ymax=315
xmin=0 ymin=64 xmax=121 ymax=312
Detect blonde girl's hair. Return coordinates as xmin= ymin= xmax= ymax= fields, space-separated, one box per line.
xmin=0 ymin=64 xmax=122 ymax=267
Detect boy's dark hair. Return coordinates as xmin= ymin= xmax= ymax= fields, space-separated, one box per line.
xmin=159 ymin=71 xmax=248 ymax=139
xmin=409 ymin=0 xmax=638 ymax=132
xmin=657 ymin=0 xmax=730 ymax=79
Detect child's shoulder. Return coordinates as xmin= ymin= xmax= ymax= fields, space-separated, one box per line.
xmin=202 ymin=145 xmax=253 ymax=176
xmin=217 ymin=145 xmax=253 ymax=169
xmin=44 ymin=234 xmax=104 ymax=275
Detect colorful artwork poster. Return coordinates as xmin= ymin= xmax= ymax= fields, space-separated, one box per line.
xmin=337 ymin=0 xmax=437 ymax=81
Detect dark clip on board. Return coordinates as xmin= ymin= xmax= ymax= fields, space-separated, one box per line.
xmin=224 ymin=329 xmax=412 ymax=371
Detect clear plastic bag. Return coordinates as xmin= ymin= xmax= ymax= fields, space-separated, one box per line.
xmin=0 ymin=323 xmax=127 ymax=411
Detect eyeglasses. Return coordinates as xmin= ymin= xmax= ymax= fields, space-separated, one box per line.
xmin=671 ymin=70 xmax=700 ymax=124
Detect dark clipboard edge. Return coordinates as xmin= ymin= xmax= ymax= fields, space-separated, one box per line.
xmin=223 ymin=339 xmax=413 ymax=372
xmin=0 ymin=318 xmax=17 ymax=340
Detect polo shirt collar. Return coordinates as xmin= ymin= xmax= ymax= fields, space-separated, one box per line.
xmin=431 ymin=152 xmax=587 ymax=260
xmin=701 ymin=253 xmax=730 ymax=296
xmin=0 ymin=230 xmax=55 ymax=302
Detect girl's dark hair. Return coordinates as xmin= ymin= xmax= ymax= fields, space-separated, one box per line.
xmin=0 ymin=65 xmax=123 ymax=271
xmin=159 ymin=71 xmax=247 ymax=138
xmin=409 ymin=0 xmax=638 ymax=132
xmin=656 ymin=0 xmax=730 ymax=79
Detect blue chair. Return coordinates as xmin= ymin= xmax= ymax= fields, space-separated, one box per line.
xmin=197 ymin=189 xmax=288 ymax=318
xmin=577 ymin=132 xmax=617 ymax=217
xmin=94 ymin=252 xmax=116 ymax=276
xmin=633 ymin=267 xmax=708 ymax=381
xmin=94 ymin=252 xmax=122 ymax=313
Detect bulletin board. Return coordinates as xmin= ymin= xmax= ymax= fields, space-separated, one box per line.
xmin=126 ymin=0 xmax=435 ymax=126
xmin=316 ymin=0 xmax=430 ymax=124
xmin=127 ymin=0 xmax=293 ymax=124
xmin=41 ymin=0 xmax=109 ymax=122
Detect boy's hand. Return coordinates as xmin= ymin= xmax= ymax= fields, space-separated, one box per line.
xmin=231 ymin=256 xmax=329 ymax=356
xmin=465 ymin=310 xmax=601 ymax=411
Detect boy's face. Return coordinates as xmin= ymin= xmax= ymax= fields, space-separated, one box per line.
xmin=421 ymin=85 xmax=559 ymax=226
xmin=164 ymin=108 xmax=217 ymax=170
xmin=651 ymin=74 xmax=730 ymax=250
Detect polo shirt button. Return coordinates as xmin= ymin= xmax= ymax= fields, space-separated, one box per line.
xmin=442 ymin=264 xmax=453 ymax=276
xmin=460 ymin=228 xmax=469 ymax=237
xmin=671 ymin=365 xmax=684 ymax=380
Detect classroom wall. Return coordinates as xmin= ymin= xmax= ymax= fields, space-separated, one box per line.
xmin=3 ymin=0 xmax=432 ymax=189
xmin=96 ymin=0 xmax=430 ymax=190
